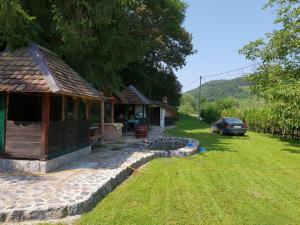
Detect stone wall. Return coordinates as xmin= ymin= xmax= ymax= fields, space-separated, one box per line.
xmin=104 ymin=123 xmax=123 ymax=142
xmin=145 ymin=137 xmax=189 ymax=150
xmin=0 ymin=146 xmax=91 ymax=173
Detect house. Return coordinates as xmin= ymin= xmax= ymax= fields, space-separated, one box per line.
xmin=0 ymin=43 xmax=105 ymax=172
xmin=149 ymin=97 xmax=176 ymax=128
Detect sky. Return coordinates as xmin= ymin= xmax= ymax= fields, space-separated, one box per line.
xmin=177 ymin=0 xmax=278 ymax=92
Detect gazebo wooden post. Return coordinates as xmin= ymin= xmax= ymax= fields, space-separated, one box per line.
xmin=111 ymin=99 xmax=115 ymax=123
xmin=100 ymin=99 xmax=105 ymax=136
xmin=41 ymin=93 xmax=50 ymax=158
xmin=74 ymin=97 xmax=79 ymax=120
xmin=146 ymin=105 xmax=150 ymax=130
xmin=142 ymin=105 xmax=145 ymax=125
xmin=61 ymin=95 xmax=66 ymax=121
xmin=86 ymin=100 xmax=91 ymax=122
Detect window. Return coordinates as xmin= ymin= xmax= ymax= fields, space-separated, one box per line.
xmin=8 ymin=93 xmax=42 ymax=121
xmin=78 ymin=99 xmax=86 ymax=121
xmin=50 ymin=95 xmax=62 ymax=121
xmin=104 ymin=103 xmax=111 ymax=123
xmin=66 ymin=97 xmax=74 ymax=120
xmin=91 ymin=103 xmax=100 ymax=123
xmin=224 ymin=118 xmax=243 ymax=124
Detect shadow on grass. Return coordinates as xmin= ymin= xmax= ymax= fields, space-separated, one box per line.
xmin=168 ymin=114 xmax=246 ymax=153
xmin=261 ymin=131 xmax=300 ymax=153
xmin=282 ymin=149 xmax=300 ymax=154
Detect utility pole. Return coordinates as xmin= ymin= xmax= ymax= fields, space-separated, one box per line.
xmin=198 ymin=75 xmax=202 ymax=119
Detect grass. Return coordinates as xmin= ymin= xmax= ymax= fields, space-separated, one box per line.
xmin=76 ymin=114 xmax=300 ymax=225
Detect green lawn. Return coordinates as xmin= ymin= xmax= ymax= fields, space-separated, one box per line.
xmin=77 ymin=115 xmax=300 ymax=225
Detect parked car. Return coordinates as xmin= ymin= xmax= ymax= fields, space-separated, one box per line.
xmin=211 ymin=117 xmax=247 ymax=135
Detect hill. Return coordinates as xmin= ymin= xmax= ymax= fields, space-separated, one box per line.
xmin=186 ymin=77 xmax=251 ymax=101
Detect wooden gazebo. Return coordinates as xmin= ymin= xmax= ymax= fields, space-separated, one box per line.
xmin=0 ymin=43 xmax=105 ymax=160
xmin=117 ymin=85 xmax=151 ymax=131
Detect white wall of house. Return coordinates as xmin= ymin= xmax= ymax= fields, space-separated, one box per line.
xmin=160 ymin=107 xmax=165 ymax=128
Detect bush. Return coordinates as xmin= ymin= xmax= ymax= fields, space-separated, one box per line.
xmin=200 ymin=102 xmax=221 ymax=123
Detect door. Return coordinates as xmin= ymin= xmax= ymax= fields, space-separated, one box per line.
xmin=0 ymin=92 xmax=6 ymax=153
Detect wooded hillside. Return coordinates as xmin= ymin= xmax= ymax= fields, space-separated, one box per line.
xmin=186 ymin=77 xmax=251 ymax=101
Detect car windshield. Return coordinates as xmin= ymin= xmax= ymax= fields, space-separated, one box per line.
xmin=224 ymin=118 xmax=243 ymax=123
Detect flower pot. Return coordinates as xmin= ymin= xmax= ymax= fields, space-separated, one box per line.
xmin=135 ymin=125 xmax=148 ymax=138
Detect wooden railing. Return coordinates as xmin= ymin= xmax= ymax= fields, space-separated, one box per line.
xmin=48 ymin=120 xmax=90 ymax=156
xmin=5 ymin=121 xmax=42 ymax=159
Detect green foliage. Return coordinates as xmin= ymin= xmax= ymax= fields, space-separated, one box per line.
xmin=200 ymin=103 xmax=221 ymax=123
xmin=0 ymin=0 xmax=194 ymax=104
xmin=240 ymin=0 xmax=300 ymax=131
xmin=178 ymin=93 xmax=197 ymax=115
xmin=121 ymin=63 xmax=183 ymax=106
xmin=200 ymin=97 xmax=240 ymax=123
xmin=187 ymin=77 xmax=251 ymax=101
xmin=0 ymin=0 xmax=37 ymax=48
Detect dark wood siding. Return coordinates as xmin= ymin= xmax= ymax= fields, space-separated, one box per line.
xmin=48 ymin=121 xmax=90 ymax=156
xmin=3 ymin=120 xmax=90 ymax=160
xmin=165 ymin=117 xmax=175 ymax=126
xmin=5 ymin=121 xmax=42 ymax=159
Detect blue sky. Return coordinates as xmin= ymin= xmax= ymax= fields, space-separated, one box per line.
xmin=177 ymin=0 xmax=278 ymax=92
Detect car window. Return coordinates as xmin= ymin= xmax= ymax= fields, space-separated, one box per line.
xmin=216 ymin=119 xmax=222 ymax=124
xmin=224 ymin=118 xmax=243 ymax=123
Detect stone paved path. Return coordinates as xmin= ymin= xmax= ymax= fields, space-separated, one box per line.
xmin=0 ymin=127 xmax=168 ymax=222
xmin=0 ymin=127 xmax=199 ymax=223
xmin=0 ymin=147 xmax=156 ymax=223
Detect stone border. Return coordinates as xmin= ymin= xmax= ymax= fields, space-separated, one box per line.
xmin=0 ymin=138 xmax=199 ymax=223
xmin=0 ymin=146 xmax=91 ymax=174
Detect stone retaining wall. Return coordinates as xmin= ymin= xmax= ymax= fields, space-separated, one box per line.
xmin=0 ymin=146 xmax=91 ymax=173
xmin=0 ymin=137 xmax=199 ymax=223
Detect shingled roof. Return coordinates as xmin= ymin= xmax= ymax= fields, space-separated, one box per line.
xmin=120 ymin=85 xmax=151 ymax=105
xmin=0 ymin=43 xmax=103 ymax=100
xmin=151 ymin=100 xmax=175 ymax=110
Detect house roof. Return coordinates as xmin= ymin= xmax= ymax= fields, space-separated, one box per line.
xmin=120 ymin=85 xmax=151 ymax=105
xmin=0 ymin=43 xmax=103 ymax=100
xmin=103 ymin=90 xmax=128 ymax=104
xmin=151 ymin=100 xmax=175 ymax=110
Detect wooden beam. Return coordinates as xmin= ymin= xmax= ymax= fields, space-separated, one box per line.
xmin=86 ymin=101 xmax=91 ymax=122
xmin=74 ymin=97 xmax=79 ymax=120
xmin=100 ymin=100 xmax=105 ymax=136
xmin=125 ymin=105 xmax=129 ymax=132
xmin=41 ymin=93 xmax=50 ymax=157
xmin=142 ymin=105 xmax=145 ymax=125
xmin=111 ymin=100 xmax=115 ymax=123
xmin=61 ymin=95 xmax=66 ymax=121
xmin=0 ymin=92 xmax=7 ymax=153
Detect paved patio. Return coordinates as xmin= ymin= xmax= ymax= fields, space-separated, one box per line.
xmin=0 ymin=146 xmax=156 ymax=223
xmin=0 ymin=127 xmax=199 ymax=223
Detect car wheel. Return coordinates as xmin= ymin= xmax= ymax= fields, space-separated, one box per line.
xmin=220 ymin=129 xmax=224 ymax=135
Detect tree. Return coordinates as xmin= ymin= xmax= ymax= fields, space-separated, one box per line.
xmin=239 ymin=0 xmax=300 ymax=130
xmin=0 ymin=0 xmax=194 ymax=97
xmin=178 ymin=93 xmax=197 ymax=115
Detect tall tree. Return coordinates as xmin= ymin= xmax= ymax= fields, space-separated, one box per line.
xmin=240 ymin=0 xmax=300 ymax=130
xmin=0 ymin=0 xmax=194 ymax=99
xmin=121 ymin=63 xmax=182 ymax=106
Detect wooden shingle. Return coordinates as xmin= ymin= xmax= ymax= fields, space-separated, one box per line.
xmin=0 ymin=43 xmax=103 ymax=100
xmin=120 ymin=85 xmax=151 ymax=105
